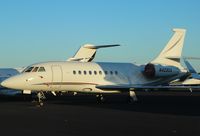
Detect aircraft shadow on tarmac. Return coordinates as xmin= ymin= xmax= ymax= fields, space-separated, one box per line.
xmin=47 ymin=93 xmax=200 ymax=117
xmin=1 ymin=93 xmax=200 ymax=116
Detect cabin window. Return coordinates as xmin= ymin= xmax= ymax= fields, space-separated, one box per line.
xmin=115 ymin=71 xmax=118 ymax=75
xmin=89 ymin=71 xmax=92 ymax=75
xmin=94 ymin=71 xmax=97 ymax=75
xmin=78 ymin=71 xmax=82 ymax=75
xmin=84 ymin=71 xmax=87 ymax=75
xmin=25 ymin=67 xmax=34 ymax=73
xmin=110 ymin=71 xmax=113 ymax=75
xmin=38 ymin=67 xmax=46 ymax=72
xmin=99 ymin=71 xmax=102 ymax=75
xmin=104 ymin=71 xmax=108 ymax=75
xmin=73 ymin=70 xmax=76 ymax=75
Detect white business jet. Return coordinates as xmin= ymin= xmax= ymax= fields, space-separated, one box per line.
xmin=1 ymin=28 xmax=189 ymax=105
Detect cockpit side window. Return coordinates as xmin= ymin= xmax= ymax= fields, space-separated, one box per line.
xmin=38 ymin=67 xmax=46 ymax=72
xmin=32 ymin=67 xmax=39 ymax=72
xmin=22 ymin=67 xmax=28 ymax=73
xmin=24 ymin=67 xmax=34 ymax=73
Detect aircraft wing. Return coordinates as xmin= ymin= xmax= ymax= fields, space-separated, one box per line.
xmin=96 ymin=84 xmax=200 ymax=92
xmin=67 ymin=44 xmax=120 ymax=62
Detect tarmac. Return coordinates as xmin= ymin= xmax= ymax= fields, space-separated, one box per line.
xmin=0 ymin=92 xmax=200 ymax=136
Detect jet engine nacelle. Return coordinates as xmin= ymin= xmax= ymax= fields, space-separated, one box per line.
xmin=143 ymin=63 xmax=180 ymax=78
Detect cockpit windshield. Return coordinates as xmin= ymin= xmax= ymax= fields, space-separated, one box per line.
xmin=22 ymin=66 xmax=46 ymax=73
xmin=24 ymin=67 xmax=34 ymax=73
xmin=32 ymin=67 xmax=39 ymax=72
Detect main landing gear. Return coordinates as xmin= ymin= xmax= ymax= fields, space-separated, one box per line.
xmin=128 ymin=90 xmax=138 ymax=103
xmin=96 ymin=91 xmax=138 ymax=104
xmin=96 ymin=94 xmax=105 ymax=103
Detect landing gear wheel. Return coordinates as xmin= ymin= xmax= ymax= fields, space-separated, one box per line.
xmin=39 ymin=102 xmax=44 ymax=107
xmin=96 ymin=94 xmax=105 ymax=103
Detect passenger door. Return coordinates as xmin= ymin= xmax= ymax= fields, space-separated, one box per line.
xmin=51 ymin=65 xmax=62 ymax=89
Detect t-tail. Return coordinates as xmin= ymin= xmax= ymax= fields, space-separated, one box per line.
xmin=151 ymin=28 xmax=186 ymax=69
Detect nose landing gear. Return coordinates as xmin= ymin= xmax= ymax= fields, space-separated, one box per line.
xmin=36 ymin=92 xmax=46 ymax=106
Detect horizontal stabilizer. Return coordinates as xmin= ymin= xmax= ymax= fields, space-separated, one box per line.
xmin=83 ymin=44 xmax=120 ymax=49
xmin=67 ymin=44 xmax=120 ymax=62
xmin=183 ymin=57 xmax=200 ymax=60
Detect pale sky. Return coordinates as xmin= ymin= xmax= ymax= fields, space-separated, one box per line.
xmin=0 ymin=0 xmax=199 ymax=71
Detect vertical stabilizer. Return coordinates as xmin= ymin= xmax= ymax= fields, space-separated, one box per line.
xmin=184 ymin=59 xmax=197 ymax=73
xmin=151 ymin=29 xmax=186 ymax=69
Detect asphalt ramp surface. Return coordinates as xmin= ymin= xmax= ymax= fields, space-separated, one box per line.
xmin=0 ymin=93 xmax=200 ymax=136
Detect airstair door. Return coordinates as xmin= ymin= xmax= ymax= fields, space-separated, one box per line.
xmin=51 ymin=65 xmax=62 ymax=89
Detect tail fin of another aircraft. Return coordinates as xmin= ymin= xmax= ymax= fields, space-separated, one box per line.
xmin=184 ymin=59 xmax=197 ymax=73
xmin=184 ymin=59 xmax=200 ymax=80
xmin=151 ymin=29 xmax=186 ymax=69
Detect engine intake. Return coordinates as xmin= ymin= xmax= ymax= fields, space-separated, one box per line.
xmin=143 ymin=63 xmax=180 ymax=78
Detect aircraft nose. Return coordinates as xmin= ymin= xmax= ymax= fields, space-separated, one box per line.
xmin=1 ymin=78 xmax=14 ymax=89
xmin=1 ymin=76 xmax=22 ymax=90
